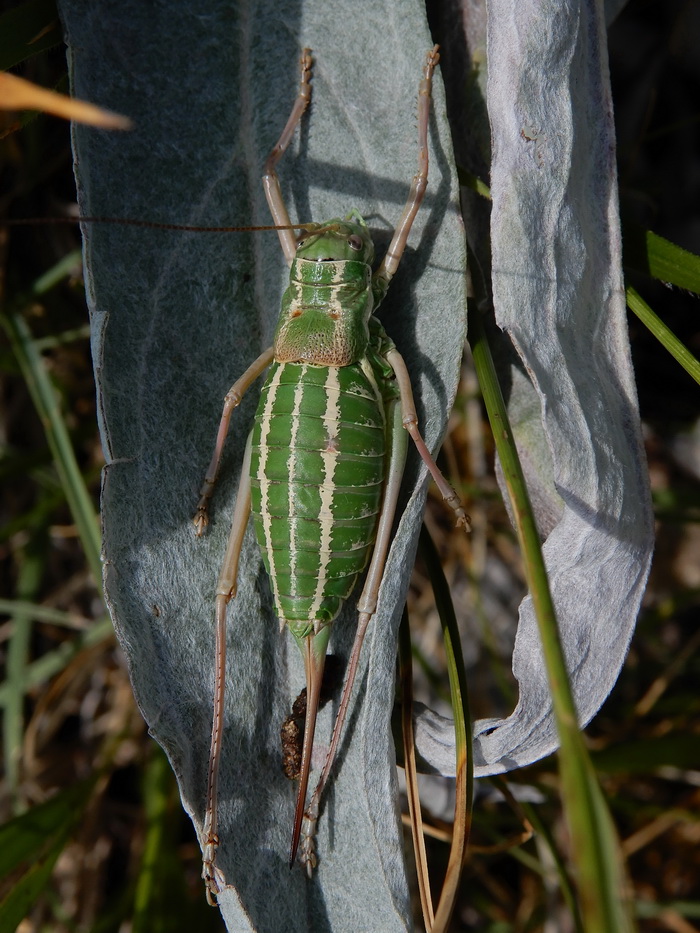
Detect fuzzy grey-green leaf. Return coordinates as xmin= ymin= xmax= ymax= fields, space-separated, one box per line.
xmin=409 ymin=0 xmax=652 ymax=784
xmin=478 ymin=0 xmax=653 ymax=771
xmin=59 ymin=2 xmax=466 ymax=930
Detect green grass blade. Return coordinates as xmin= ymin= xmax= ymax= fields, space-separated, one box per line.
xmin=0 ymin=832 xmax=70 ymax=933
xmin=0 ymin=0 xmax=63 ymax=70
xmin=624 ymin=226 xmax=700 ymax=294
xmin=132 ymin=745 xmax=222 ymax=932
xmin=626 ymin=286 xmax=700 ymax=385
xmin=468 ymin=300 xmax=637 ymax=932
xmin=132 ymin=747 xmax=176 ymax=932
xmin=33 ymin=322 xmax=92 ymax=351
xmin=4 ymin=544 xmax=44 ymax=804
xmin=30 ymin=248 xmax=83 ymax=294
xmin=0 ymin=617 xmax=113 ymax=706
xmin=645 ymin=231 xmax=700 ymax=293
xmin=419 ymin=526 xmax=473 ymax=933
xmin=0 ymin=597 xmax=95 ymax=629
xmin=455 ymin=165 xmax=492 ymax=200
xmin=398 ymin=609 xmax=435 ymax=931
xmin=0 ymin=779 xmax=96 ymax=933
xmin=519 ymin=797 xmax=583 ymax=931
xmin=0 ymin=298 xmax=102 ymax=588
xmin=0 ymin=779 xmax=94 ymax=877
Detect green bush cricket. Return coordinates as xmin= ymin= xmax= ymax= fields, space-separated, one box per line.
xmin=193 ymin=45 xmax=468 ymax=906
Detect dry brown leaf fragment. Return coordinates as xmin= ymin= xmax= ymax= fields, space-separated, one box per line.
xmin=0 ymin=72 xmax=132 ymax=129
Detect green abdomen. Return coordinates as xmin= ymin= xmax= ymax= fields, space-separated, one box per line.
xmin=250 ymin=360 xmax=386 ymax=628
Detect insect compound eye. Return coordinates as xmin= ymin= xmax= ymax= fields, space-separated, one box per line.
xmin=348 ymin=235 xmax=363 ymax=251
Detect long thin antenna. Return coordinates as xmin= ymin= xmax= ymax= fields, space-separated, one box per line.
xmin=2 ymin=217 xmax=316 ymax=234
